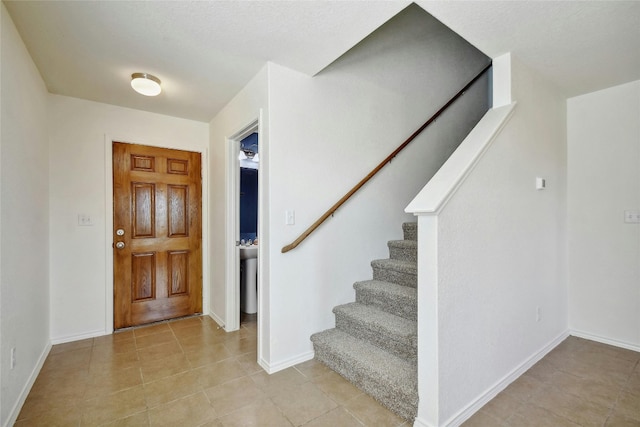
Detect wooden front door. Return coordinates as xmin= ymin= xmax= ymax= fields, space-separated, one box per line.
xmin=113 ymin=142 xmax=202 ymax=329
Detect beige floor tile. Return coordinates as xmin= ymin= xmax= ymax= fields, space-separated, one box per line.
xmin=223 ymin=336 xmax=257 ymax=356
xmin=548 ymin=370 xmax=620 ymax=408
xmin=143 ymin=370 xmax=202 ymax=408
xmin=102 ymin=411 xmax=150 ymax=426
xmin=479 ymin=391 xmax=523 ymax=423
xmin=503 ymin=373 xmax=544 ymax=402
xmin=505 ymin=404 xmax=580 ymax=427
xmin=137 ymin=340 xmax=183 ymax=363
xmin=205 ymin=376 xmax=266 ymax=416
xmin=235 ymin=351 xmax=263 ymax=375
xmin=218 ymin=398 xmax=293 ymax=427
xmin=93 ymin=329 xmax=134 ymax=346
xmin=167 ymin=315 xmax=204 ymax=330
xmin=626 ymin=371 xmax=640 ymax=397
xmin=93 ymin=338 xmax=137 ymax=354
xmin=178 ymin=331 xmax=227 ymax=353
xmin=89 ymin=350 xmax=140 ymax=373
xmin=614 ymin=391 xmax=640 ymax=421
xmin=84 ymin=365 xmax=143 ymax=399
xmin=140 ymin=352 xmax=192 ymax=383
xmin=605 ymin=413 xmax=640 ymax=426
xmin=14 ymin=403 xmax=82 ymax=426
xmin=531 ymin=384 xmax=611 ymax=426
xmin=294 ymin=359 xmax=333 ymax=380
xmin=250 ymin=367 xmax=309 ymax=397
xmin=270 ymin=381 xmax=338 ymax=426
xmin=148 ymin=392 xmax=218 ymax=427
xmin=343 ymin=393 xmax=405 ymax=427
xmin=195 ymin=358 xmax=248 ymax=389
xmin=525 ymin=359 xmax=559 ymax=382
xmin=184 ymin=342 xmax=233 ymax=368
xmin=303 ymin=406 xmax=364 ymax=427
xmin=133 ymin=322 xmax=172 ymax=338
xmin=49 ymin=337 xmax=93 ymax=355
xmin=41 ymin=347 xmax=92 ymax=372
xmin=311 ymin=371 xmax=363 ymax=405
xmin=81 ymin=385 xmax=147 ymax=427
xmin=135 ymin=330 xmax=178 ymax=350
xmin=462 ymin=409 xmax=505 ymax=427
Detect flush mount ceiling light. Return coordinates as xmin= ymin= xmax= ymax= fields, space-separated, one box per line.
xmin=130 ymin=73 xmax=161 ymax=96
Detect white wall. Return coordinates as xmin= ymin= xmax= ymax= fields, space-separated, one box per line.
xmin=411 ymin=55 xmax=567 ymax=426
xmin=208 ymin=66 xmax=269 ymax=348
xmin=568 ymin=80 xmax=640 ymax=350
xmin=265 ymin=5 xmax=489 ymax=369
xmin=48 ymin=95 xmax=208 ymax=342
xmin=0 ymin=4 xmax=51 ymax=425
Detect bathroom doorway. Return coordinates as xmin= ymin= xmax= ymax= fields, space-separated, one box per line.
xmin=226 ymin=120 xmax=260 ymax=335
xmin=238 ymin=132 xmax=259 ymax=329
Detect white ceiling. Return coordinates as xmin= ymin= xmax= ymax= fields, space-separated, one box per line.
xmin=4 ymin=1 xmax=640 ymax=123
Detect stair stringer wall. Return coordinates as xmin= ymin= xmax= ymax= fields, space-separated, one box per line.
xmin=407 ymin=54 xmax=568 ymax=427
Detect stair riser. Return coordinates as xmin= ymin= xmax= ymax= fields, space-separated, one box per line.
xmin=402 ymin=223 xmax=417 ymax=241
xmin=335 ymin=314 xmax=416 ymax=363
xmin=355 ymin=291 xmax=417 ymax=321
xmin=388 ymin=245 xmax=417 ymax=263
xmin=372 ymin=267 xmax=417 ymax=288
xmin=313 ymin=344 xmax=417 ymax=420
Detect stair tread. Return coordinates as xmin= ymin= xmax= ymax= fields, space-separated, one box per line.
xmin=354 ymin=280 xmax=417 ymax=299
xmin=311 ymin=329 xmax=417 ymax=389
xmin=334 ymin=302 xmax=416 ymax=338
xmin=371 ymin=258 xmax=417 ymax=273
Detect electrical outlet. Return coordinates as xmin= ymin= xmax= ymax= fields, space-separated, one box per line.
xmin=10 ymin=347 xmax=16 ymax=369
xmin=78 ymin=214 xmax=94 ymax=226
xmin=624 ymin=210 xmax=640 ymax=223
xmin=536 ymin=307 xmax=541 ymax=322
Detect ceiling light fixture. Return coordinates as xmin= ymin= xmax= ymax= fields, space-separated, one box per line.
xmin=238 ymin=144 xmax=259 ymax=163
xmin=130 ymin=73 xmax=162 ymax=96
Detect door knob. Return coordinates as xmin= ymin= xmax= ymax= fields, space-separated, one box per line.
xmin=115 ymin=242 xmax=125 ymax=249
xmin=116 ymin=229 xmax=125 ymax=236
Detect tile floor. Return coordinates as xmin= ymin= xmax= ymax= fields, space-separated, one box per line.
xmin=16 ymin=317 xmax=640 ymax=427
xmin=463 ymin=336 xmax=640 ymax=426
xmin=16 ymin=315 xmax=408 ymax=427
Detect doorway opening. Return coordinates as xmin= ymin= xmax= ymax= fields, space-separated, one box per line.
xmin=226 ymin=121 xmax=260 ymax=334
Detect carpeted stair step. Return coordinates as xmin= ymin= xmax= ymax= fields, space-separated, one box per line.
xmin=403 ymin=222 xmax=417 ymax=241
xmin=354 ymin=280 xmax=417 ymax=321
xmin=311 ymin=328 xmax=418 ymax=420
xmin=388 ymin=239 xmax=417 ymax=263
xmin=334 ymin=302 xmax=417 ymax=362
xmin=372 ymin=258 xmax=417 ymax=288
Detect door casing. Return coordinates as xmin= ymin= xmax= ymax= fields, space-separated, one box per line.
xmin=104 ymin=135 xmax=209 ymax=334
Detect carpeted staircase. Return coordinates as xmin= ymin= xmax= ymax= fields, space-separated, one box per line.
xmin=311 ymin=222 xmax=418 ymax=421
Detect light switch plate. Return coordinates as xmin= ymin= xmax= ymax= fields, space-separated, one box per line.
xmin=624 ymin=210 xmax=640 ymax=223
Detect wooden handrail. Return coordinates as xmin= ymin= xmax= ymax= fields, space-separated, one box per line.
xmin=281 ymin=62 xmax=492 ymax=253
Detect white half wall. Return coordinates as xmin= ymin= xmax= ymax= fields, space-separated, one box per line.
xmin=567 ymin=80 xmax=640 ymax=350
xmin=410 ymin=55 xmax=568 ymax=426
xmin=48 ymin=95 xmax=208 ymax=342
xmin=1 ymin=5 xmax=51 ymax=426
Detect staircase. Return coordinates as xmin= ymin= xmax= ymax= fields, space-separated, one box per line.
xmin=311 ymin=222 xmax=418 ymax=421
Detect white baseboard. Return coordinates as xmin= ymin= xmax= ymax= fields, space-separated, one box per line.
xmin=50 ymin=329 xmax=108 ymax=345
xmin=570 ymin=329 xmax=640 ymax=353
xmin=260 ymin=350 xmax=314 ymax=375
xmin=442 ymin=329 xmax=569 ymax=427
xmin=3 ymin=342 xmax=52 ymax=427
xmin=208 ymin=311 xmax=226 ymax=330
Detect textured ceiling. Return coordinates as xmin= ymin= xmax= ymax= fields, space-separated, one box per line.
xmin=419 ymin=1 xmax=640 ymax=98
xmin=4 ymin=1 xmax=640 ymax=122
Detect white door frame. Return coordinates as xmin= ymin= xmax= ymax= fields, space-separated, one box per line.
xmin=225 ymin=120 xmax=260 ymax=332
xmin=104 ymin=135 xmax=210 ymax=333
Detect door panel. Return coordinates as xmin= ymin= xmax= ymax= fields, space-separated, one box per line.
xmin=113 ymin=142 xmax=202 ymax=329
